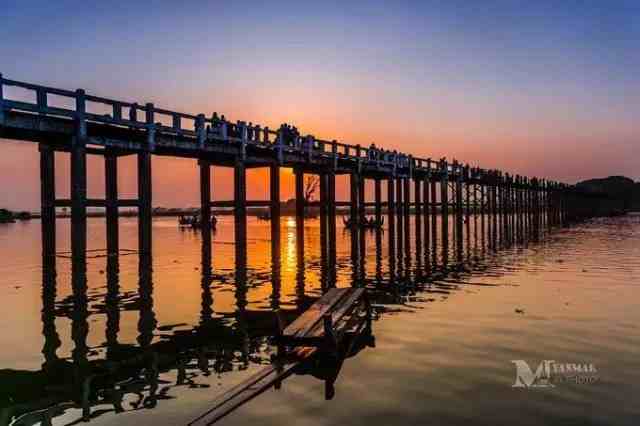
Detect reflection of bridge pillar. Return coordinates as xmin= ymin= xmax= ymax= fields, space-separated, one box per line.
xmin=41 ymin=254 xmax=60 ymax=369
xmin=105 ymin=254 xmax=120 ymax=356
xmin=39 ymin=144 xmax=56 ymax=259
xmin=137 ymin=253 xmax=156 ymax=348
xmin=105 ymin=153 xmax=119 ymax=256
xmin=138 ymin=151 xmax=152 ymax=256
xmin=71 ymin=258 xmax=89 ymax=368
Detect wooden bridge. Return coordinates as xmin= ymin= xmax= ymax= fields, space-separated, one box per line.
xmin=0 ymin=74 xmax=618 ymax=265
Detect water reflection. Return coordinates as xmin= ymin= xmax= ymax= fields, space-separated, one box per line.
xmin=2 ymin=209 xmax=566 ymax=425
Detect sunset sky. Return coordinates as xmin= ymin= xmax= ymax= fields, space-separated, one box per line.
xmin=1 ymin=0 xmax=638 ymax=210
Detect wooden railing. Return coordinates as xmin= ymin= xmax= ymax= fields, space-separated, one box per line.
xmin=0 ymin=74 xmax=566 ymax=188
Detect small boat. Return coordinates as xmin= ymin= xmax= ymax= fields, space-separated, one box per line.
xmin=257 ymin=211 xmax=271 ymax=221
xmin=179 ymin=214 xmax=217 ymax=230
xmin=342 ymin=216 xmax=384 ymax=230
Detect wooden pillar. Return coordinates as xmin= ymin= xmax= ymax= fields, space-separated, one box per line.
xmin=454 ymin=167 xmax=463 ymax=263
xmin=374 ymin=178 xmax=382 ymax=224
xmin=358 ymin=175 xmax=366 ymax=224
xmin=350 ymin=171 xmax=359 ymax=223
xmin=396 ymin=176 xmax=404 ymax=257
xmin=71 ymin=90 xmax=87 ymax=262
xmin=440 ymin=165 xmax=449 ymax=265
xmin=295 ymin=167 xmax=305 ymax=223
xmin=480 ymin=183 xmax=486 ymax=251
xmin=137 ymin=151 xmax=152 ymax=256
xmin=465 ymin=178 xmax=471 ymax=256
xmin=472 ymin=181 xmax=478 ymax=252
xmin=105 ymin=153 xmax=119 ymax=256
xmin=387 ymin=177 xmax=396 ymax=272
xmin=270 ymin=163 xmax=280 ymax=243
xmin=199 ymin=161 xmax=211 ymax=232
xmin=327 ymin=171 xmax=337 ymax=287
xmin=320 ymin=172 xmax=328 ymax=259
xmin=234 ymin=160 xmax=247 ymax=245
xmin=491 ymin=175 xmax=498 ymax=250
xmin=430 ymin=178 xmax=438 ymax=264
xmin=40 ymin=144 xmax=56 ymax=259
xmin=414 ymin=177 xmax=422 ymax=269
xmin=422 ymin=175 xmax=430 ymax=264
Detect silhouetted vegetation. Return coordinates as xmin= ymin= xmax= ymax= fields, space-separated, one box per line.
xmin=576 ymin=176 xmax=640 ymax=211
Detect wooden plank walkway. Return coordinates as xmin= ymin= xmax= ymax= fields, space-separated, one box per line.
xmin=188 ymin=288 xmax=370 ymax=426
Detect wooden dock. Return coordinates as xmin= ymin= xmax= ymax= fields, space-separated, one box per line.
xmin=189 ymin=288 xmax=372 ymax=426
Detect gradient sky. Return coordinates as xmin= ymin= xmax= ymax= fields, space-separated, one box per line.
xmin=1 ymin=0 xmax=638 ymax=210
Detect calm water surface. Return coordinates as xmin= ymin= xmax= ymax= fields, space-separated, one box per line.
xmin=0 ymin=214 xmax=638 ymax=425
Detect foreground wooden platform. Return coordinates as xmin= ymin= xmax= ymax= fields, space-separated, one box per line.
xmin=189 ymin=288 xmax=371 ymax=426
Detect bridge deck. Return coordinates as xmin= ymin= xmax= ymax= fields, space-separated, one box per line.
xmin=0 ymin=74 xmax=535 ymax=184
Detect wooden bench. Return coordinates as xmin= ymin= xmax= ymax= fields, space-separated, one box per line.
xmin=189 ymin=287 xmax=372 ymax=425
xmin=277 ymin=287 xmax=371 ymax=353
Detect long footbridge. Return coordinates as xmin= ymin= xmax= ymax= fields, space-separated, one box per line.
xmin=0 ymin=74 xmax=616 ymax=263
xmin=0 ymin=74 xmax=626 ymax=425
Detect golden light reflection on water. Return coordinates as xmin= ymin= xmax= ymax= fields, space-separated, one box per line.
xmin=0 ymin=215 xmax=639 ymax=425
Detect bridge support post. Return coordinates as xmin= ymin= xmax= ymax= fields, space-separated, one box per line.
xmin=105 ymin=153 xmax=119 ymax=256
xmin=71 ymin=90 xmax=87 ymax=263
xmin=465 ymin=171 xmax=471 ymax=258
xmin=270 ymin=163 xmax=280 ymax=244
xmin=358 ymin=175 xmax=366 ymax=225
xmin=414 ymin=177 xmax=422 ymax=271
xmin=40 ymin=144 xmax=56 ymax=259
xmin=396 ymin=177 xmax=404 ymax=260
xmin=440 ymin=162 xmax=449 ymax=266
xmin=430 ymin=177 xmax=438 ymax=265
xmin=295 ymin=166 xmax=305 ymax=216
xmin=387 ymin=177 xmax=396 ymax=277
xmin=199 ymin=161 xmax=211 ymax=232
xmin=327 ymin=171 xmax=337 ymax=286
xmin=320 ymin=171 xmax=328 ymax=259
xmin=350 ymin=171 xmax=359 ymax=224
xmin=480 ymin=182 xmax=486 ymax=251
xmin=491 ymin=174 xmax=498 ymax=250
xmin=234 ymin=160 xmax=247 ymax=250
xmin=137 ymin=151 xmax=152 ymax=256
xmin=422 ymin=175 xmax=430 ymax=266
xmin=0 ymin=73 xmax=4 ymax=125
xmin=455 ymin=165 xmax=463 ymax=263
xmin=403 ymin=177 xmax=411 ymax=270
xmin=374 ymin=178 xmax=382 ymax=225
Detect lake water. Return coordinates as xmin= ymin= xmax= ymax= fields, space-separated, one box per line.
xmin=0 ymin=214 xmax=638 ymax=425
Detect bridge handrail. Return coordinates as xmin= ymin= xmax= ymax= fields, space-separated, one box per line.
xmin=0 ymin=74 xmax=561 ymax=186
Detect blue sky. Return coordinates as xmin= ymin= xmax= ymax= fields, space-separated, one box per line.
xmin=1 ymin=0 xmax=638 ymax=208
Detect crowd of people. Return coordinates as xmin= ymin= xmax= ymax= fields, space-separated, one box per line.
xmin=197 ymin=113 xmax=421 ymax=168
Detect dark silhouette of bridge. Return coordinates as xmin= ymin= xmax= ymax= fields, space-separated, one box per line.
xmin=0 ymin=74 xmax=618 ymax=266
